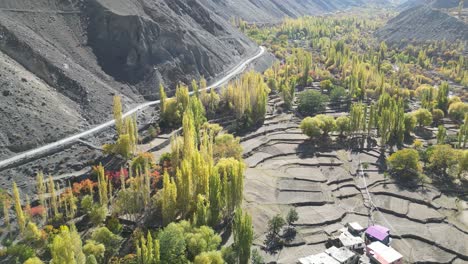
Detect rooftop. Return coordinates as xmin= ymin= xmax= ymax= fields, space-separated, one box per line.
xmin=367 ymin=242 xmax=403 ymax=263
xmin=299 ymin=252 xmax=340 ymax=264
xmin=347 ymin=222 xmax=365 ymax=231
xmin=339 ymin=230 xmax=365 ymax=247
xmin=365 ymin=225 xmax=390 ymax=241
xmin=325 ymin=246 xmax=356 ymax=263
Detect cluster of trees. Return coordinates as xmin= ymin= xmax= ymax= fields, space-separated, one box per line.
xmin=3 ymin=82 xmax=255 ymax=263
xmin=103 ymin=96 xmax=139 ymax=159
xmin=221 ymin=71 xmax=269 ymax=129
xmin=387 ymin=144 xmax=467 ymax=182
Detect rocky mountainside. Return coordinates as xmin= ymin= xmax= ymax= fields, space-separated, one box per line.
xmin=0 ymin=0 xmax=377 ymax=158
xmin=398 ymin=0 xmax=467 ymax=10
xmin=376 ymin=5 xmax=468 ymax=43
xmin=200 ymin=0 xmax=390 ymax=23
xmin=0 ymin=0 xmax=257 ymax=157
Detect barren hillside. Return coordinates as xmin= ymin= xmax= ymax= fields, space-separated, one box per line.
xmin=0 ymin=0 xmax=256 ymax=157
xmin=200 ymin=0 xmax=390 ymax=23
xmin=376 ymin=5 xmax=468 ymax=43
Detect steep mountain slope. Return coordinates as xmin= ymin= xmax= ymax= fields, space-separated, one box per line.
xmin=0 ymin=0 xmax=256 ymax=157
xmin=376 ymin=5 xmax=468 ymax=43
xmin=398 ymin=0 xmax=467 ymax=11
xmin=0 ymin=0 xmax=381 ymax=158
xmin=200 ymin=0 xmax=390 ymax=23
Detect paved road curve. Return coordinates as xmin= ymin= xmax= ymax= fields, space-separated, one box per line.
xmin=0 ymin=46 xmax=266 ymax=169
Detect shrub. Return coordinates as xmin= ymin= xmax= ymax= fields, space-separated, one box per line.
xmin=297 ymin=90 xmax=328 ymax=116
xmin=387 ymin=149 xmax=421 ymax=179
xmin=300 ymin=117 xmax=322 ymax=138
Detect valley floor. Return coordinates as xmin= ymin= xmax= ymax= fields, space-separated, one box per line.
xmin=241 ymin=95 xmax=468 ymax=263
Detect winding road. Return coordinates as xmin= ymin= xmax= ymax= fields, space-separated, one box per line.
xmin=0 ymin=46 xmax=266 ymax=169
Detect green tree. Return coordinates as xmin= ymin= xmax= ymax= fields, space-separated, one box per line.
xmin=213 ymin=134 xmax=243 ymax=162
xmin=387 ymin=149 xmax=421 ymax=179
xmin=268 ymin=214 xmax=285 ymax=236
xmin=215 ymin=158 xmax=245 ymax=216
xmin=330 ymin=86 xmax=347 ymax=103
xmin=91 ymin=227 xmax=122 ymax=260
xmin=320 ymin=80 xmax=333 ymax=92
xmin=113 ymin=95 xmax=123 ymax=136
xmin=448 ymin=102 xmax=468 ymax=122
xmin=162 ymin=171 xmax=178 ymax=225
xmin=432 ymin=109 xmax=445 ymax=125
xmin=208 ymin=172 xmax=222 ymax=227
xmin=185 ymin=225 xmax=221 ymax=261
xmin=96 ymin=164 xmax=108 ymax=207
xmin=24 ymin=257 xmax=44 ymax=264
xmin=336 ymin=116 xmax=351 ymax=136
xmin=413 ymin=109 xmax=433 ymax=127
xmin=404 ymin=113 xmax=416 ymax=135
xmin=83 ymin=240 xmax=105 ymax=261
xmin=233 ymin=208 xmax=254 ymax=264
xmin=194 ymin=251 xmax=224 ymax=264
xmin=251 ymin=249 xmax=264 ymax=264
xmin=50 ymin=225 xmax=86 ymax=264
xmin=36 ymin=171 xmax=47 ymax=221
xmin=428 ymin=145 xmax=459 ymax=175
xmin=286 ymin=208 xmax=299 ymax=226
xmin=437 ymin=125 xmax=447 ymax=144
xmin=136 ymin=232 xmax=160 ymax=264
xmin=436 ymin=82 xmax=449 ymax=113
xmin=316 ymin=114 xmax=336 ymax=136
xmin=300 ymin=117 xmax=322 ymax=138
xmin=297 ymin=90 xmax=328 ymax=116
xmin=193 ymin=194 xmax=209 ymax=227
xmin=159 ymin=222 xmax=187 ymax=264
xmin=12 ymin=182 xmax=26 ymax=234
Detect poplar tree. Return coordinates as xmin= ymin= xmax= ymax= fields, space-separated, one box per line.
xmin=13 ymin=182 xmax=26 ymax=233
xmin=193 ymin=194 xmax=209 ymax=227
xmin=162 ymin=171 xmax=178 ymax=225
xmin=160 ymin=84 xmax=167 ymax=114
xmin=176 ymin=161 xmax=192 ymax=217
xmin=137 ymin=232 xmax=160 ymax=264
xmin=113 ymin=95 xmax=123 ymax=136
xmin=215 ymin=158 xmax=245 ymax=216
xmin=208 ymin=171 xmax=222 ymax=227
xmin=233 ymin=208 xmax=253 ymax=264
xmin=48 ymin=176 xmax=59 ymax=217
xmin=96 ymin=164 xmax=108 ymax=206
xmin=50 ymin=225 xmax=86 ymax=264
xmin=437 ymin=82 xmax=449 ymax=113
xmin=36 ymin=171 xmax=47 ymax=221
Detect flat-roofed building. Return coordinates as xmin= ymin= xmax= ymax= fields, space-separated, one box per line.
xmin=325 ymin=246 xmax=359 ymax=264
xmin=338 ymin=230 xmax=365 ymax=251
xmin=346 ymin=222 xmax=365 ymax=235
xmin=365 ymin=225 xmax=390 ymax=245
xmin=366 ymin=241 xmax=403 ymax=264
xmin=298 ymin=252 xmax=341 ymax=264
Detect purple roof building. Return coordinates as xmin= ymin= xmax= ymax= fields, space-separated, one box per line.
xmin=365 ymin=225 xmax=390 ymax=245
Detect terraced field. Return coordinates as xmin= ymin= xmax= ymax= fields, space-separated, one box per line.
xmin=242 ymin=96 xmax=468 ymax=263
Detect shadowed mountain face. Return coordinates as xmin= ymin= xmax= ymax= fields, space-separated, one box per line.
xmin=376 ymin=5 xmax=468 ymax=43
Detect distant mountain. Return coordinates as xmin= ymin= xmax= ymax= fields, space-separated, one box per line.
xmin=376 ymin=5 xmax=468 ymax=43
xmin=198 ymin=0 xmax=391 ymax=23
xmin=398 ymin=0 xmax=467 ymax=11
